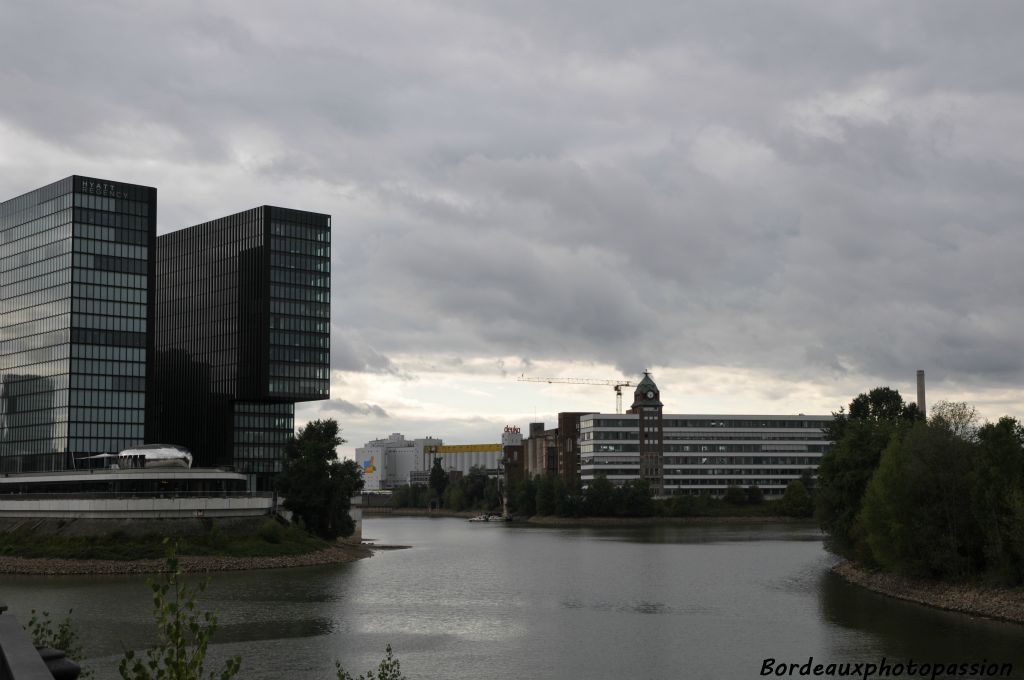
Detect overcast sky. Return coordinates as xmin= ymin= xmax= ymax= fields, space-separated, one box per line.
xmin=3 ymin=1 xmax=1023 ymax=457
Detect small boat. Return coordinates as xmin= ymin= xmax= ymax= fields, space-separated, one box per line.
xmin=468 ymin=514 xmax=492 ymax=522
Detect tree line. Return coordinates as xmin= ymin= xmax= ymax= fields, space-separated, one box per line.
xmin=391 ymin=458 xmax=816 ymax=519
xmin=817 ymin=387 xmax=1024 ymax=584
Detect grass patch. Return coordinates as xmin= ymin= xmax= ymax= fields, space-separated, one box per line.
xmin=0 ymin=521 xmax=332 ymax=560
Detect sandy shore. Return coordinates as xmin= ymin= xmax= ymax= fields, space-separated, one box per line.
xmin=0 ymin=543 xmax=378 ymax=576
xmin=833 ymin=561 xmax=1024 ymax=624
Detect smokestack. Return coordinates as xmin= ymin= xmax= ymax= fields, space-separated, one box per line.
xmin=916 ymin=370 xmax=926 ymax=419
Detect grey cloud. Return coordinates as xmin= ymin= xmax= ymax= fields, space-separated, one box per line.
xmin=321 ymin=399 xmax=390 ymax=419
xmin=3 ymin=0 xmax=1024 ymax=403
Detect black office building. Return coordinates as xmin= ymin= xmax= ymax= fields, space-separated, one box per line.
xmin=150 ymin=206 xmax=330 ymax=490
xmin=0 ymin=176 xmax=156 ymax=472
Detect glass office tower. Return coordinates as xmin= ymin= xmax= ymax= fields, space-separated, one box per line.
xmin=0 ymin=176 xmax=156 ymax=472
xmin=151 ymin=206 xmax=330 ymax=490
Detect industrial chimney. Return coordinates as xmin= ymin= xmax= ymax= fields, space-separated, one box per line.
xmin=916 ymin=370 xmax=926 ymax=419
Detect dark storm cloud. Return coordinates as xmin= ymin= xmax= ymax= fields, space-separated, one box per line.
xmin=3 ymin=1 xmax=1024 ymax=391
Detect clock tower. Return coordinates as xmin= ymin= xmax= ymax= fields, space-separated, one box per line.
xmin=630 ymin=371 xmax=664 ymax=496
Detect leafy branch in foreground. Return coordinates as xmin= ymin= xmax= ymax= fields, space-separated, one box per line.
xmin=119 ymin=542 xmax=241 ymax=680
xmin=26 ymin=609 xmax=93 ymax=679
xmin=336 ymin=644 xmax=407 ymax=680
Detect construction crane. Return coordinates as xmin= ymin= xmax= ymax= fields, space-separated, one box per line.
xmin=518 ymin=375 xmax=636 ymax=414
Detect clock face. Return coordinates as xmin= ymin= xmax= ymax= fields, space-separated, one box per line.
xmin=646 ymin=390 xmax=655 ymax=399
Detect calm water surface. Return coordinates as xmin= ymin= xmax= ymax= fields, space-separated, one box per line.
xmin=4 ymin=518 xmax=1024 ymax=679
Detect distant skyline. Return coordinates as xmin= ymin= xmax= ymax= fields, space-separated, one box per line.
xmin=3 ymin=2 xmax=1022 ymax=458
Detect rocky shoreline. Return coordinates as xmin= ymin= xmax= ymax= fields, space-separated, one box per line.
xmin=0 ymin=542 xmax=378 ymax=576
xmin=833 ymin=561 xmax=1024 ymax=625
xmin=523 ymin=515 xmax=811 ymax=527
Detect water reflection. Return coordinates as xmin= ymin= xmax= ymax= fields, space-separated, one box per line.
xmin=4 ymin=518 xmax=1023 ymax=680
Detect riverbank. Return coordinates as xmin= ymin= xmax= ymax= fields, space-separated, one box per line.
xmin=366 ymin=509 xmax=813 ymax=526
xmin=0 ymin=542 xmax=377 ymax=576
xmin=833 ymin=561 xmax=1024 ymax=625
xmin=525 ymin=515 xmax=812 ymax=526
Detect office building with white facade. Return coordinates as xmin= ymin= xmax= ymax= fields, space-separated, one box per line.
xmin=578 ymin=373 xmax=831 ymax=497
xmin=356 ymin=433 xmax=443 ymax=490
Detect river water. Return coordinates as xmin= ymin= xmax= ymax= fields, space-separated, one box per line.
xmin=3 ymin=518 xmax=1024 ymax=679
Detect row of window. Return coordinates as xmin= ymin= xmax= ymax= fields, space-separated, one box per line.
xmin=268 ymin=377 xmax=329 ymax=397
xmin=71 ymin=298 xmax=146 ymax=319
xmin=270 ymin=234 xmax=330 ymax=258
xmin=270 ymin=268 xmax=329 ymax=288
xmin=6 ymin=269 xmax=70 ymax=298
xmin=269 ymin=299 xmax=329 ymax=319
xmin=72 ymin=268 xmax=146 ymax=290
xmin=582 ymin=418 xmax=828 ymax=430
xmin=269 ymin=331 xmax=329 ymax=348
xmin=73 ymin=282 xmax=146 ymax=304
xmin=0 ymin=236 xmax=69 ymax=272
xmin=74 ymin=206 xmax=151 ymax=231
xmin=234 ymin=430 xmax=292 ymax=444
xmin=269 ymin=363 xmax=329 ymax=379
xmin=0 ymin=189 xmax=70 ymax=229
xmin=72 ymin=253 xmax=147 ymax=276
xmin=0 ymin=208 xmax=71 ymax=246
xmin=0 ymin=298 xmax=70 ymax=330
xmin=0 ymin=253 xmax=71 ymax=287
xmin=69 ymin=358 xmax=146 ymax=377
xmin=66 ymin=434 xmax=144 ymax=452
xmin=69 ymin=374 xmax=145 ymax=392
xmin=67 ymin=406 xmax=145 ymax=424
xmin=0 ymin=344 xmax=67 ymax=367
xmin=72 ymin=193 xmax=150 ymax=217
xmin=75 ymin=223 xmax=149 ymax=245
xmin=73 ymin=237 xmax=147 ymax=261
xmin=270 ymin=283 xmax=329 ymax=303
xmin=269 ymin=315 xmax=329 ymax=333
xmin=70 ymin=328 xmax=147 ymax=348
xmin=0 ymin=331 xmax=69 ymax=361
xmin=70 ymin=344 xmax=145 ymax=362
xmin=0 ymin=424 xmax=67 ymax=442
xmin=270 ymin=251 xmax=330 ymax=272
xmin=72 ymin=312 xmax=146 ymax=333
xmin=232 ymin=416 xmax=294 ymax=430
xmin=233 ymin=446 xmax=287 ymax=460
xmin=2 ymin=283 xmax=70 ymax=317
xmin=234 ymin=402 xmax=293 ymax=415
xmin=2 ymin=312 xmax=71 ymax=340
xmin=0 ymin=358 xmax=67 ymax=381
xmin=69 ymin=390 xmax=145 ymax=409
xmin=0 ymin=391 xmax=63 ymax=415
xmin=269 ymin=346 xmax=328 ymax=365
xmin=0 ymin=373 xmax=68 ymax=395
xmin=270 ymin=220 xmax=330 ymax=243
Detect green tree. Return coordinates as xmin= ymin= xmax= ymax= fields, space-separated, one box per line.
xmin=859 ymin=422 xmax=981 ymax=578
xmin=429 ymin=458 xmax=448 ymax=500
xmin=535 ymin=475 xmax=556 ymax=516
xmin=778 ymin=479 xmax=814 ymax=518
xmin=972 ymin=417 xmax=1024 ymax=583
xmin=816 ymin=387 xmax=919 ymax=559
xmin=745 ymin=485 xmax=764 ymax=505
xmin=723 ymin=485 xmax=746 ymax=505
xmin=276 ymin=419 xmax=363 ymax=540
xmin=119 ymin=544 xmax=241 ymax=680
xmin=615 ymin=480 xmax=654 ymax=517
xmin=583 ymin=474 xmax=615 ymax=516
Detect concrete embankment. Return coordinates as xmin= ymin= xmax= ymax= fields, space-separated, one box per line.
xmin=833 ymin=561 xmax=1024 ymax=625
xmin=0 ymin=543 xmax=375 ymax=576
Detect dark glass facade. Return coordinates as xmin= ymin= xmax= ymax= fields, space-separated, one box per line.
xmin=151 ymin=206 xmax=330 ymax=489
xmin=0 ymin=176 xmax=156 ymax=472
